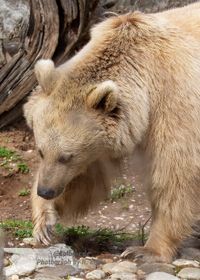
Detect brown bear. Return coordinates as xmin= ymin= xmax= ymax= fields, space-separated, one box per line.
xmin=24 ymin=2 xmax=200 ymax=263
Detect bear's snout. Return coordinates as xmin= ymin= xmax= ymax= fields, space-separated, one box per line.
xmin=37 ymin=186 xmax=57 ymax=200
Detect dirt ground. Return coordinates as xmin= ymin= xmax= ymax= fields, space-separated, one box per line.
xmin=0 ymin=120 xmax=151 ymax=246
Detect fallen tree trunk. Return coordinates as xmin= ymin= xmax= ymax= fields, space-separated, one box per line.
xmin=0 ymin=0 xmax=99 ymax=128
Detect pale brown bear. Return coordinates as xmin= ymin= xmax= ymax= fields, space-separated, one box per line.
xmin=24 ymin=2 xmax=200 ymax=263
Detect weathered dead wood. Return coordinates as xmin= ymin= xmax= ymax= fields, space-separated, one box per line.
xmin=0 ymin=0 xmax=99 ymax=128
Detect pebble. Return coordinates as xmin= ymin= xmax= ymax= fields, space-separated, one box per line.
xmin=35 ymin=264 xmax=80 ymax=278
xmin=10 ymin=275 xmax=19 ymax=280
xmin=22 ymin=237 xmax=37 ymax=246
xmin=146 ymin=272 xmax=179 ymax=280
xmin=172 ymin=259 xmax=199 ymax=268
xmin=110 ymin=272 xmax=137 ymax=280
xmin=86 ymin=269 xmax=105 ymax=279
xmin=177 ymin=267 xmax=200 ymax=279
xmin=5 ymin=255 xmax=36 ymax=277
xmin=139 ymin=262 xmax=175 ymax=275
xmin=78 ymin=257 xmax=98 ymax=270
xmin=34 ymin=277 xmax=62 ymax=280
xmin=110 ymin=261 xmax=137 ymax=274
xmin=102 ymin=263 xmax=116 ymax=273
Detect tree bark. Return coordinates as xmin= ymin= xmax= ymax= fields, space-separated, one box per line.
xmin=0 ymin=0 xmax=99 ymax=128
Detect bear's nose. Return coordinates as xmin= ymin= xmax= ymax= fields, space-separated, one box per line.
xmin=37 ymin=187 xmax=56 ymax=200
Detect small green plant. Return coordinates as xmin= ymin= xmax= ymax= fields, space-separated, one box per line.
xmin=0 ymin=220 xmax=33 ymax=238
xmin=17 ymin=162 xmax=29 ymax=174
xmin=0 ymin=146 xmax=29 ymax=174
xmin=56 ymin=224 xmax=142 ymax=255
xmin=18 ymin=188 xmax=30 ymax=196
xmin=110 ymin=183 xmax=134 ymax=202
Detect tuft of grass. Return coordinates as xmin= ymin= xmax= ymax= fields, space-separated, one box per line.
xmin=0 ymin=146 xmax=29 ymax=174
xmin=17 ymin=163 xmax=29 ymax=174
xmin=18 ymin=188 xmax=30 ymax=196
xmin=56 ymin=224 xmax=142 ymax=255
xmin=110 ymin=183 xmax=134 ymax=202
xmin=0 ymin=220 xmax=33 ymax=238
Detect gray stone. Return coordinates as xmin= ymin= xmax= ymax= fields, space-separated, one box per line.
xmin=180 ymin=247 xmax=200 ymax=261
xmin=4 ymin=248 xmax=34 ymax=255
xmin=146 ymin=272 xmax=179 ymax=280
xmin=35 ymin=244 xmax=76 ymax=269
xmin=86 ymin=269 xmax=106 ymax=279
xmin=35 ymin=264 xmax=80 ymax=277
xmin=78 ymin=257 xmax=98 ymax=270
xmin=110 ymin=261 xmax=137 ymax=274
xmin=110 ymin=272 xmax=137 ymax=280
xmin=22 ymin=238 xmax=37 ymax=246
xmin=178 ymin=267 xmax=200 ymax=279
xmin=102 ymin=263 xmax=116 ymax=273
xmin=4 ymin=244 xmax=77 ymax=277
xmin=34 ymin=277 xmax=62 ymax=280
xmin=5 ymin=254 xmax=36 ymax=277
xmin=139 ymin=263 xmax=175 ymax=275
xmin=173 ymin=259 xmax=199 ymax=268
xmin=65 ymin=278 xmax=84 ymax=280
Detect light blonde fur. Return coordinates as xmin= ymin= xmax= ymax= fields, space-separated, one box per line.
xmin=24 ymin=2 xmax=200 ymax=261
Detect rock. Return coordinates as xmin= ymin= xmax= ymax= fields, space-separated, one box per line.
xmin=180 ymin=248 xmax=200 ymax=260
xmin=35 ymin=264 xmax=80 ymax=278
xmin=177 ymin=267 xmax=200 ymax=279
xmin=110 ymin=272 xmax=137 ymax=280
xmin=173 ymin=259 xmax=199 ymax=268
xmin=34 ymin=276 xmax=62 ymax=280
xmin=146 ymin=272 xmax=179 ymax=280
xmin=4 ymin=258 xmax=10 ymax=267
xmin=78 ymin=257 xmax=98 ymax=270
xmin=5 ymin=254 xmax=36 ymax=277
xmin=110 ymin=261 xmax=137 ymax=274
xmin=102 ymin=263 xmax=116 ymax=273
xmin=86 ymin=269 xmax=105 ymax=279
xmin=22 ymin=237 xmax=37 ymax=246
xmin=35 ymin=244 xmax=76 ymax=269
xmin=139 ymin=263 xmax=175 ymax=275
xmin=5 ymin=244 xmax=77 ymax=277
xmin=4 ymin=248 xmax=34 ymax=255
xmin=65 ymin=278 xmax=84 ymax=280
xmin=10 ymin=275 xmax=19 ymax=280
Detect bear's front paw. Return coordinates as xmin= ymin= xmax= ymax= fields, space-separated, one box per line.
xmin=33 ymin=210 xmax=58 ymax=246
xmin=121 ymin=246 xmax=167 ymax=264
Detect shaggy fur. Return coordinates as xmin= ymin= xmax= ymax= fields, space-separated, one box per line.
xmin=24 ymin=2 xmax=200 ymax=262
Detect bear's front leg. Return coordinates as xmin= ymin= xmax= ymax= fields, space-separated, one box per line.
xmin=31 ymin=175 xmax=58 ymax=245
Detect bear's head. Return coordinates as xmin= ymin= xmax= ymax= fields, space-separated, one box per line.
xmin=24 ymin=59 xmax=121 ymax=200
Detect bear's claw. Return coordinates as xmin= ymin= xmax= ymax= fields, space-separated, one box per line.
xmin=33 ymin=210 xmax=58 ymax=246
xmin=121 ymin=246 xmax=164 ymax=264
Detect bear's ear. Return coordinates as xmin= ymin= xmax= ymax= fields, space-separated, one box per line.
xmin=23 ymin=90 xmax=41 ymax=129
xmin=86 ymin=81 xmax=119 ymax=113
xmin=34 ymin=59 xmax=56 ymax=94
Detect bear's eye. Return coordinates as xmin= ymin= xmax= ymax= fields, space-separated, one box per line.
xmin=38 ymin=149 xmax=44 ymax=159
xmin=58 ymin=154 xmax=73 ymax=164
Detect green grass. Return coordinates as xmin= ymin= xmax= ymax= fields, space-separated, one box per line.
xmin=0 ymin=220 xmax=147 ymax=252
xmin=0 ymin=220 xmax=33 ymax=238
xmin=18 ymin=188 xmax=30 ymax=196
xmin=110 ymin=183 xmax=134 ymax=202
xmin=0 ymin=147 xmax=29 ymax=174
xmin=56 ymin=224 xmax=143 ymax=255
xmin=17 ymin=163 xmax=29 ymax=174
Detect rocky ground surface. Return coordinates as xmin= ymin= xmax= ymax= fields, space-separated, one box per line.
xmin=3 ymin=240 xmax=200 ymax=280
